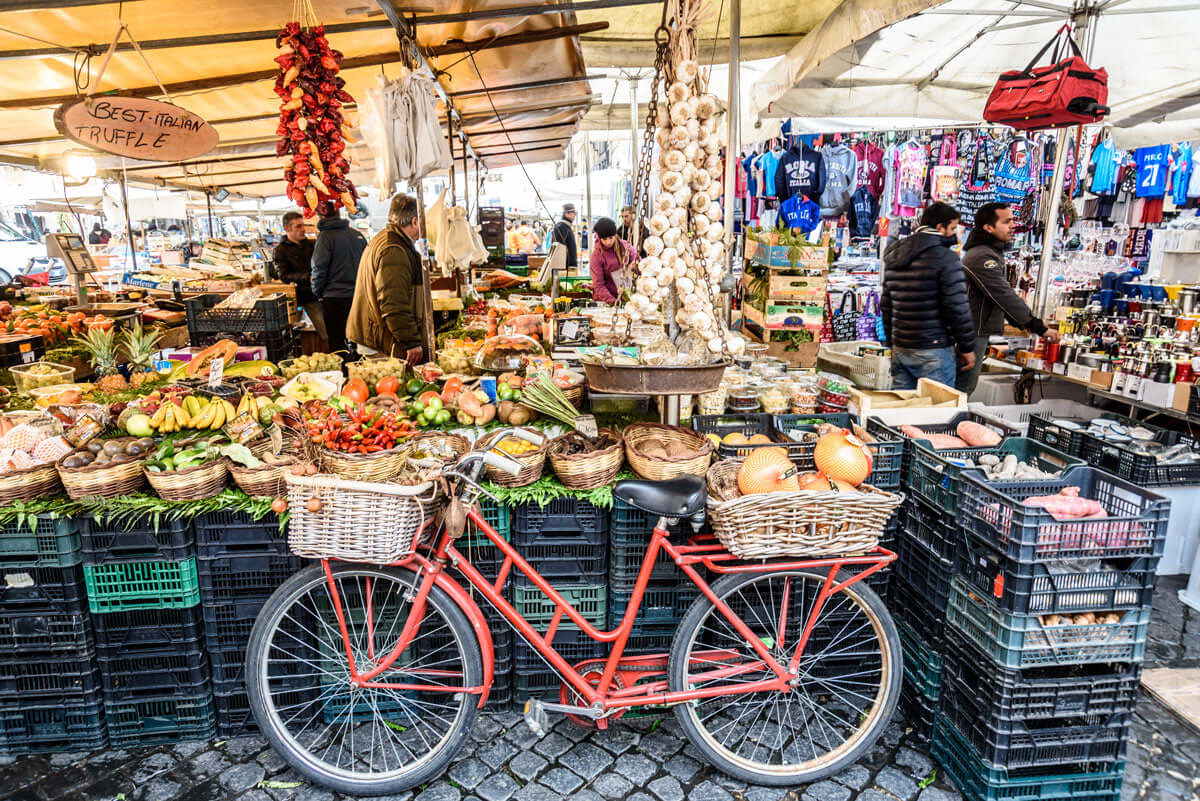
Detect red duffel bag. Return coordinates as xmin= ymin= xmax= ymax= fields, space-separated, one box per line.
xmin=983 ymin=25 xmax=1109 ymax=130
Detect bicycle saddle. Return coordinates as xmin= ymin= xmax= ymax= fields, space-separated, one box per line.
xmin=613 ymin=475 xmax=706 ymax=518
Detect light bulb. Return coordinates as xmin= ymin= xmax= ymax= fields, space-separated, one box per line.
xmin=65 ymin=154 xmax=96 ymax=180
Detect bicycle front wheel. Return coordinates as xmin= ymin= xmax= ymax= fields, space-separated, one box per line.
xmin=246 ymin=563 xmax=482 ymax=796
xmin=669 ymin=569 xmax=900 ymax=786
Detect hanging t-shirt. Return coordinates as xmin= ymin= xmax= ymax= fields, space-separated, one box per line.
xmin=780 ymin=194 xmax=821 ymax=233
xmin=895 ymin=141 xmax=927 ymax=216
xmin=1170 ymin=142 xmax=1192 ymax=206
xmin=742 ymin=154 xmax=758 ymax=198
xmin=959 ymin=133 xmax=1002 ymax=224
xmin=1089 ymin=137 xmax=1119 ymax=195
xmin=760 ymin=149 xmax=784 ymax=199
xmin=1134 ymin=145 xmax=1170 ymax=198
xmin=1190 ymin=146 xmax=1200 ymax=198
xmin=881 ymin=144 xmax=899 ymax=218
xmin=853 ymin=142 xmax=885 ymax=198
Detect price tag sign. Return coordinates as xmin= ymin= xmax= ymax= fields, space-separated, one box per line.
xmin=574 ymin=414 xmax=599 ymax=439
xmin=207 ymin=357 xmax=224 ymax=389
xmin=223 ymin=411 xmax=264 ymax=444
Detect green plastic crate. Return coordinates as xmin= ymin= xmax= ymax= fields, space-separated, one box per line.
xmin=0 ymin=516 xmax=80 ymax=568
xmin=468 ymin=497 xmax=511 ymax=547
xmin=83 ymin=559 xmax=201 ymax=612
xmin=898 ymin=621 xmax=943 ymax=701
xmin=512 ymin=584 xmax=606 ymax=627
xmin=105 ymin=693 xmax=215 ymax=748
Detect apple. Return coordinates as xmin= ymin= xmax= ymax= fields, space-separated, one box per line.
xmin=125 ymin=413 xmax=154 ymax=438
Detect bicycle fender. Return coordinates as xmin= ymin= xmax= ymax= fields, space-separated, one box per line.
xmin=429 ymin=569 xmax=496 ymax=708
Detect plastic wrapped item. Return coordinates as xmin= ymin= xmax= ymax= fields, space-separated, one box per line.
xmin=790 ymin=381 xmax=819 ymax=414
xmin=698 ymin=386 xmax=727 ymax=415
xmin=729 ymin=384 xmax=761 ymax=412
xmin=473 ymin=334 xmax=545 ymax=372
xmin=639 ymin=338 xmax=679 ymax=366
xmin=758 ymin=385 xmax=789 ymax=414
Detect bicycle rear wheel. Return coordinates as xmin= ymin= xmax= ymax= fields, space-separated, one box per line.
xmin=669 ymin=569 xmax=900 ymax=786
xmin=246 ymin=563 xmax=482 ymax=796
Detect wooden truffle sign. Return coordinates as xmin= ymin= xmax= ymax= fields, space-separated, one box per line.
xmin=54 ymin=96 xmax=219 ymax=162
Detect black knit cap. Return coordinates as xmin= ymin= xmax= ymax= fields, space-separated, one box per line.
xmin=593 ymin=217 xmax=617 ymax=238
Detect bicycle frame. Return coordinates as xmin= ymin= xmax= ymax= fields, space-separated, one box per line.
xmin=323 ymin=502 xmax=896 ymax=718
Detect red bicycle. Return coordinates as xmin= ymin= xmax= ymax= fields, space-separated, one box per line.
xmin=246 ymin=429 xmax=902 ymax=795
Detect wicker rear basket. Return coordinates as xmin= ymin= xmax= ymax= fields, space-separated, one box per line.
xmin=285 ymin=472 xmax=440 ymax=562
xmin=145 ymin=458 xmax=230 ymax=501
xmin=476 ymin=428 xmax=547 ymax=487
xmin=624 ymin=422 xmax=712 ymax=480
xmin=547 ymin=429 xmax=624 ymax=490
xmin=706 ymin=460 xmax=902 ymax=559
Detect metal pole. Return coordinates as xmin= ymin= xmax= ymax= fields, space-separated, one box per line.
xmin=583 ymin=132 xmax=592 ymax=276
xmin=629 ymin=73 xmax=644 ymax=254
xmin=1034 ymin=11 xmax=1094 ymax=316
xmin=447 ymin=116 xmax=456 ymax=207
xmin=119 ymin=160 xmax=137 ymax=273
xmin=205 ymin=191 xmax=214 ymax=239
xmin=723 ymin=0 xmax=741 ymax=263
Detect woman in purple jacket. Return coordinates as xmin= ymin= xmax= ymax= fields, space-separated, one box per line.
xmin=588 ymin=217 xmax=638 ymax=303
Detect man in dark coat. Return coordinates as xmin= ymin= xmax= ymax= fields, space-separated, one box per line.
xmin=552 ymin=203 xmax=578 ymax=268
xmin=957 ymin=202 xmax=1060 ymax=393
xmin=881 ymin=202 xmax=976 ymax=390
xmin=311 ymin=207 xmax=367 ymax=354
xmin=272 ymin=211 xmax=327 ymax=343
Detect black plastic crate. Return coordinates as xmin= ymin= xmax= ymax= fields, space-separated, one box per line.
xmin=938 ymin=678 xmax=1129 ymax=771
xmin=212 ymin=673 xmax=316 ymax=738
xmin=0 ymin=564 xmax=86 ymax=612
xmin=609 ymin=540 xmax=683 ymax=584
xmin=193 ymin=510 xmax=286 ymax=559
xmin=903 ymin=496 xmax=960 ymax=562
xmin=869 ymin=411 xmax=1022 ymax=474
xmin=898 ymin=621 xmax=943 ymax=701
xmin=775 ymin=413 xmax=905 ymax=490
xmin=191 ymin=328 xmax=299 ymax=363
xmin=610 ymin=498 xmax=691 ymax=546
xmin=958 ymin=466 xmax=1170 ymax=563
xmin=514 ymin=671 xmax=562 ymax=701
xmin=0 ymin=607 xmax=92 ymax=657
xmin=186 ymin=292 xmax=290 ymax=336
xmin=80 ymin=515 xmax=194 ymax=565
xmin=0 ymin=692 xmax=106 ymax=755
xmin=0 ymin=332 xmax=45 ymax=369
xmin=513 ymin=543 xmax=607 ymax=586
xmin=889 ymin=574 xmax=944 ymax=649
xmin=894 ymin=529 xmax=954 ymax=616
xmin=942 ymin=636 xmax=1141 ymax=722
xmin=0 ymin=657 xmax=100 ymax=699
xmin=105 ymin=692 xmax=215 ymax=748
xmin=515 ymin=627 xmax=604 ymax=672
xmin=200 ymin=597 xmax=272 ymax=651
xmin=512 ymin=498 xmax=607 ymax=543
xmin=1080 ymin=426 xmax=1200 ymax=487
xmin=92 ymin=605 xmax=205 ymax=656
xmin=625 ymin=626 xmax=675 ymax=656
xmin=609 ymin=582 xmax=698 ymax=629
xmin=1028 ymin=414 xmax=1097 ymax=456
xmin=97 ymin=647 xmax=210 ymax=700
xmin=0 ymin=515 xmax=80 ymax=569
xmin=958 ymin=531 xmax=1159 ymax=616
xmin=691 ymin=413 xmax=788 ymax=459
xmin=900 ymin=682 xmax=936 ymax=744
xmin=195 ymin=553 xmax=303 ymax=602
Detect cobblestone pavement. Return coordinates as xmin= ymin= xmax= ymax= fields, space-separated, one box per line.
xmin=3 ymin=579 xmax=1197 ymax=801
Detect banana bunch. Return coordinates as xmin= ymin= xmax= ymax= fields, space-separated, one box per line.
xmin=147 ymin=393 xmax=278 ymax=433
xmin=148 ymin=400 xmax=195 ymax=433
xmin=186 ymin=396 xmax=240 ymax=431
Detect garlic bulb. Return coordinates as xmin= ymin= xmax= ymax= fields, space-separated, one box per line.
xmin=705 ymin=181 xmax=723 ymax=199
xmin=675 ymin=59 xmax=699 ymax=83
xmin=692 ymin=214 xmax=710 ymax=236
xmin=695 ymin=95 xmax=717 ymax=119
xmin=680 ymin=164 xmax=696 ymax=185
xmin=662 ymin=227 xmax=683 ymax=248
xmin=682 ymin=142 xmax=700 ymax=162
xmin=670 ymin=126 xmax=690 ymax=147
xmin=692 ymin=170 xmax=711 ymax=190
xmin=655 ymin=104 xmax=669 ymax=127
xmin=685 ymin=118 xmax=700 ymax=140
xmin=669 ymin=103 xmax=690 ymax=127
xmin=667 ymin=207 xmax=687 ymax=229
xmin=654 ymin=193 xmax=675 ymax=212
xmin=677 ymin=275 xmax=695 ymax=295
xmin=648 ymin=214 xmax=669 ymax=235
xmin=661 ymin=170 xmax=684 ymax=192
xmin=705 ymin=202 xmax=722 ymax=221
xmin=668 ymin=81 xmax=691 ymax=104
xmin=636 ymin=275 xmax=657 ymax=296
xmin=659 ymin=246 xmax=679 ymax=267
xmin=673 ymin=187 xmax=693 ymax=207
xmin=691 ymin=192 xmax=711 ymax=212
xmin=656 ymin=269 xmax=674 ymax=287
xmin=700 ymin=116 xmax=718 ymax=136
xmin=704 ymin=154 xmax=721 ymax=172
xmin=663 ymin=150 xmax=686 ymax=172
xmin=654 ymin=128 xmax=671 ymax=149
xmin=704 ymin=224 xmax=725 ymax=243
xmin=643 ymin=236 xmax=664 ymax=257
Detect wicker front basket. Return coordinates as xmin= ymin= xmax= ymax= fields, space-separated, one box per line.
xmin=706 ymin=460 xmax=903 ymax=559
xmin=318 ymin=445 xmax=407 ymax=482
xmin=476 ymin=428 xmax=547 ymax=487
xmin=547 ymin=429 xmax=624 ymax=490
xmin=0 ymin=462 xmax=61 ymax=503
xmin=145 ymin=458 xmax=230 ymax=501
xmin=624 ymin=422 xmax=712 ymax=480
xmin=285 ymin=471 xmax=440 ymax=562
xmin=57 ymin=449 xmax=145 ymax=500
xmin=230 ymin=455 xmax=299 ymax=498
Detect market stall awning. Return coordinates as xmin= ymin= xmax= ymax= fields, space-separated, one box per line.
xmin=751 ymin=0 xmax=1200 ymax=148
xmin=0 ymin=0 xmax=600 ymax=197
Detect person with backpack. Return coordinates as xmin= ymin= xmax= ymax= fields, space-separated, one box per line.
xmin=881 ymin=202 xmax=976 ymax=389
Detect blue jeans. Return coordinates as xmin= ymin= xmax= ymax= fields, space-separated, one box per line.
xmin=891 ymin=347 xmax=957 ymax=390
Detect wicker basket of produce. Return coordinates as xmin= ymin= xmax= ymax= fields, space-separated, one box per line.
xmin=548 ymin=429 xmax=624 ymax=490
xmin=0 ymin=413 xmax=68 ymax=501
xmin=624 ymin=422 xmax=712 ymax=481
xmin=318 ymin=446 xmax=407 ymax=483
xmin=0 ymin=461 xmax=62 ymax=503
xmin=57 ymin=437 xmax=151 ymax=499
xmin=406 ymin=431 xmax=470 ymax=467
xmin=145 ymin=457 xmax=230 ymax=501
xmin=706 ymin=457 xmax=902 ymax=559
xmin=230 ymin=453 xmax=300 ymax=498
xmin=285 ymin=471 xmax=440 ymax=562
xmin=475 ymin=427 xmax=547 ymax=487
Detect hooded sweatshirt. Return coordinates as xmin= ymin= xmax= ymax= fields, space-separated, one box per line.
xmin=881 ymin=227 xmax=975 ymax=353
xmin=775 ymin=144 xmax=826 ymax=203
xmin=961 ymin=228 xmax=1047 ymax=338
xmin=819 ymin=144 xmax=858 ymax=218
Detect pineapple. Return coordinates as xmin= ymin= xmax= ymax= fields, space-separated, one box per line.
xmin=122 ymin=321 xmax=163 ymax=387
xmin=74 ymin=326 xmax=127 ymax=394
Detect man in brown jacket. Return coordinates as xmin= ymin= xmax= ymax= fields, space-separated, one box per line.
xmin=347 ymin=194 xmax=427 ymax=365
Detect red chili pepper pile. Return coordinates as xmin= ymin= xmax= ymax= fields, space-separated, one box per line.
xmin=305 ymin=402 xmax=417 ymax=453
xmin=274 ymin=22 xmax=359 ymax=218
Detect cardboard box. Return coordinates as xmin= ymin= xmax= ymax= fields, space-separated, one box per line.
xmin=1141 ymin=380 xmax=1177 ymax=410
xmin=1173 ymin=382 xmax=1193 ymax=413
xmin=764 ymin=273 xmax=827 ymax=300
xmin=1090 ymin=370 xmax=1115 ymax=391
xmin=743 ymin=299 xmax=824 ymax=330
xmin=849 ymin=378 xmax=967 ymax=424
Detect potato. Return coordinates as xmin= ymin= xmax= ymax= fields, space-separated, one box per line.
xmin=475 ymin=404 xmax=497 ymax=425
xmin=507 ymin=405 xmax=534 ymax=426
xmin=497 ymin=400 xmax=515 ymax=423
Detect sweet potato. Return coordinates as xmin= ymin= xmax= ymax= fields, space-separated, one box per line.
xmin=474 ymin=404 xmax=496 ymax=425
xmin=957 ymin=420 xmax=1002 ymax=447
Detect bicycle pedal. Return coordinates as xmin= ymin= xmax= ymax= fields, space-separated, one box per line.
xmin=522 ymin=698 xmax=549 ymax=738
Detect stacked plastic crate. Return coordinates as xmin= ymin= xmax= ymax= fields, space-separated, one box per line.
xmin=510 ymin=497 xmax=608 ymax=702
xmin=454 ymin=498 xmax=516 ymax=710
xmin=0 ymin=515 xmax=104 ymax=755
xmin=192 ymin=510 xmax=303 ymax=736
xmin=934 ymin=465 xmax=1168 ymax=801
xmin=81 ymin=515 xmax=214 ymax=747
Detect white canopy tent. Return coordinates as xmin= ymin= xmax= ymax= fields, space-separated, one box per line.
xmin=751 ymin=0 xmax=1200 ymax=149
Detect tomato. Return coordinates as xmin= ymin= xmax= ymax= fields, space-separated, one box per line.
xmin=343 ymin=377 xmax=369 ymax=404
xmin=375 ymin=375 xmax=400 ymax=395
xmin=418 ymin=389 xmax=440 ymax=404
xmin=443 ymin=376 xmax=464 ymax=395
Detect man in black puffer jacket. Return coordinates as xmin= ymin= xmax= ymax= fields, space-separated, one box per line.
xmin=881 ymin=202 xmax=976 ymax=390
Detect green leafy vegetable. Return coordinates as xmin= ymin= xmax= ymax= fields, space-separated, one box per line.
xmin=919 ymin=770 xmax=937 ymax=789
